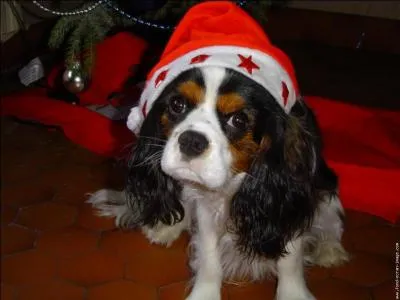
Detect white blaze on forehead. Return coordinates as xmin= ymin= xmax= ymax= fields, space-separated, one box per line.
xmin=201 ymin=67 xmax=226 ymax=110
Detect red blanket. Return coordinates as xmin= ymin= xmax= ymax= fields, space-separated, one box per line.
xmin=306 ymin=96 xmax=400 ymax=223
xmin=2 ymin=93 xmax=399 ymax=223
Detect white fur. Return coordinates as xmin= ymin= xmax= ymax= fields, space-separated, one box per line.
xmin=186 ymin=191 xmax=223 ymax=300
xmin=161 ymin=67 xmax=232 ymax=190
xmin=276 ymin=238 xmax=315 ymax=300
xmin=88 ymin=66 xmax=348 ymax=300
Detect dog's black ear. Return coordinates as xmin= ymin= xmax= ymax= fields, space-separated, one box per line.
xmin=230 ymin=100 xmax=320 ymax=258
xmin=125 ymin=100 xmax=184 ymax=228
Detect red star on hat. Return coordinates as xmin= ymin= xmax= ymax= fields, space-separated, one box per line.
xmin=238 ymin=54 xmax=260 ymax=74
xmin=142 ymin=100 xmax=148 ymax=117
xmin=282 ymin=81 xmax=289 ymax=106
xmin=190 ymin=54 xmax=210 ymax=64
xmin=155 ymin=69 xmax=168 ymax=87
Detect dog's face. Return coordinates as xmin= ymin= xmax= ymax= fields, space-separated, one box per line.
xmin=153 ymin=66 xmax=275 ymax=189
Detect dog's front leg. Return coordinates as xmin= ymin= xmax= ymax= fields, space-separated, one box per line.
xmin=276 ymin=237 xmax=316 ymax=300
xmin=186 ymin=203 xmax=222 ymax=300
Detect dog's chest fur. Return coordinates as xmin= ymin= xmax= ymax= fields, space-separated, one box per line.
xmin=182 ymin=182 xmax=277 ymax=282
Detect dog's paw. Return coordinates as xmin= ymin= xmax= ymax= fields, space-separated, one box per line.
xmin=276 ymin=281 xmax=316 ymax=300
xmin=86 ymin=189 xmax=132 ymax=227
xmin=185 ymin=283 xmax=221 ymax=300
xmin=276 ymin=288 xmax=316 ymax=300
xmin=311 ymin=240 xmax=350 ymax=267
xmin=276 ymin=292 xmax=316 ymax=300
xmin=142 ymin=222 xmax=185 ymax=247
xmin=277 ymin=297 xmax=315 ymax=300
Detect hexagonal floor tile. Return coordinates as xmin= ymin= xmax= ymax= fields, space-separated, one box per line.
xmin=1 ymin=224 xmax=36 ymax=255
xmin=53 ymin=180 xmax=105 ymax=206
xmin=36 ymin=227 xmax=100 ymax=258
xmin=373 ymin=280 xmax=396 ymax=300
xmin=89 ymin=161 xmax=126 ymax=190
xmin=66 ymin=145 xmax=107 ymax=166
xmin=331 ymin=252 xmax=392 ymax=287
xmin=1 ymin=284 xmax=15 ymax=300
xmin=341 ymin=228 xmax=355 ymax=252
xmin=159 ymin=281 xmax=190 ymax=300
xmin=100 ymin=229 xmax=189 ymax=262
xmin=228 ymin=279 xmax=276 ymax=300
xmin=58 ymin=250 xmax=124 ymax=286
xmin=1 ymin=250 xmax=57 ymax=285
xmin=344 ymin=209 xmax=378 ymax=229
xmin=169 ymin=232 xmax=190 ymax=253
xmin=16 ymin=280 xmax=85 ymax=300
xmin=1 ymin=205 xmax=18 ymax=225
xmin=87 ymin=280 xmax=157 ymax=300
xmin=1 ymin=159 xmax=43 ymax=185
xmin=16 ymin=202 xmax=77 ymax=231
xmin=100 ymin=230 xmax=157 ymax=262
xmin=309 ymin=278 xmax=371 ymax=300
xmin=77 ymin=203 xmax=116 ymax=231
xmin=0 ymin=124 xmax=70 ymax=173
xmin=304 ymin=266 xmax=331 ymax=282
xmin=39 ymin=165 xmax=97 ymax=190
xmin=1 ymin=182 xmax=55 ymax=208
xmin=347 ymin=226 xmax=399 ymax=258
xmin=126 ymin=249 xmax=191 ymax=286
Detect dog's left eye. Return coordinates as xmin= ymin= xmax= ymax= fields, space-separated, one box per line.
xmin=227 ymin=112 xmax=249 ymax=131
xmin=168 ymin=96 xmax=187 ymax=115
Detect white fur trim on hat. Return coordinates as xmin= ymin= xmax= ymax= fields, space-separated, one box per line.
xmin=126 ymin=106 xmax=143 ymax=136
xmin=127 ymin=45 xmax=297 ymax=134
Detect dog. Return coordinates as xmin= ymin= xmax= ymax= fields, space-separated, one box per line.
xmin=88 ymin=67 xmax=349 ymax=300
xmin=88 ymin=2 xmax=349 ymax=300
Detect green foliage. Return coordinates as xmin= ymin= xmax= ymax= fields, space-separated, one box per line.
xmin=48 ymin=15 xmax=78 ymax=49
xmin=49 ymin=3 xmax=122 ymax=77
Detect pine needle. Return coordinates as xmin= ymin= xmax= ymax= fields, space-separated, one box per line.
xmin=65 ymin=19 xmax=84 ymax=67
xmin=48 ymin=15 xmax=78 ymax=49
xmin=82 ymin=25 xmax=95 ymax=75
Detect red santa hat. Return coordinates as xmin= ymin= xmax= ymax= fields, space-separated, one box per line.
xmin=127 ymin=1 xmax=299 ymax=135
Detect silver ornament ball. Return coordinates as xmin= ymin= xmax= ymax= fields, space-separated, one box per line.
xmin=62 ymin=63 xmax=87 ymax=94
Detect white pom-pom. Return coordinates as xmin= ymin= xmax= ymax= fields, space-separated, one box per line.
xmin=126 ymin=106 xmax=143 ymax=135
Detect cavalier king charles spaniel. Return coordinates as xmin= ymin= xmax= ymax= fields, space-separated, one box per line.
xmin=88 ymin=66 xmax=349 ymax=300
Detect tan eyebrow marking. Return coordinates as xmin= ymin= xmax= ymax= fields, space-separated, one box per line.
xmin=217 ymin=93 xmax=245 ymax=114
xmin=178 ymin=80 xmax=204 ymax=105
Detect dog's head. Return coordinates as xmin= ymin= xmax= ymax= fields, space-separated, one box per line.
xmin=127 ymin=65 xmax=321 ymax=258
xmin=161 ymin=66 xmax=267 ymax=189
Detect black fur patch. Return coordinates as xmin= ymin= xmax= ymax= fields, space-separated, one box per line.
xmin=125 ymin=68 xmax=204 ymax=227
xmin=224 ymin=69 xmax=338 ymax=259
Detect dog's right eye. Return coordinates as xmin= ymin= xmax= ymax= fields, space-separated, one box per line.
xmin=168 ymin=96 xmax=187 ymax=115
xmin=227 ymin=111 xmax=249 ymax=131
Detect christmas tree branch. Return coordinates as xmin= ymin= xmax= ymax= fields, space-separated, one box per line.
xmin=48 ymin=15 xmax=78 ymax=49
xmin=48 ymin=2 xmax=117 ymax=77
xmin=47 ymin=0 xmax=287 ymax=77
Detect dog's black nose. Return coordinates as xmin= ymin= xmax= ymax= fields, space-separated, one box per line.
xmin=178 ymin=130 xmax=209 ymax=158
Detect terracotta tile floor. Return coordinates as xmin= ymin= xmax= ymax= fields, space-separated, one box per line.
xmin=1 ymin=117 xmax=398 ymax=300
